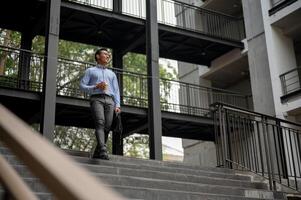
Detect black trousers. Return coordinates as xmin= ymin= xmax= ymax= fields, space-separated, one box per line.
xmin=90 ymin=94 xmax=114 ymax=152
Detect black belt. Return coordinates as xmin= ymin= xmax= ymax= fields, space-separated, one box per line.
xmin=90 ymin=94 xmax=112 ymax=98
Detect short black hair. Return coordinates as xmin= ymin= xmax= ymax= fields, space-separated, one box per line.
xmin=95 ymin=48 xmax=109 ymax=61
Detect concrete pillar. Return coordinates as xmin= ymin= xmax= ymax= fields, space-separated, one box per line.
xmin=242 ymin=0 xmax=276 ymax=116
xmin=146 ymin=0 xmax=162 ymax=160
xmin=40 ymin=0 xmax=61 ymax=140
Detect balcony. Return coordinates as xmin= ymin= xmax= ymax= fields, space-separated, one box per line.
xmin=0 ymin=0 xmax=244 ymax=66
xmin=280 ymin=67 xmax=301 ymax=102
xmin=0 ymin=45 xmax=250 ymax=140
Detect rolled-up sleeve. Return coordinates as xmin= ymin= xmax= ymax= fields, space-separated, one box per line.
xmin=80 ymin=68 xmax=95 ymax=93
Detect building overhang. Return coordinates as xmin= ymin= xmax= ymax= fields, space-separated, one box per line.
xmin=270 ymin=1 xmax=301 ymax=41
xmin=200 ymin=48 xmax=249 ymax=88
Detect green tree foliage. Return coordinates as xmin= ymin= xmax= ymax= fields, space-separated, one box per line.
xmin=30 ymin=36 xmax=98 ymax=96
xmin=123 ymin=134 xmax=149 ymax=159
xmin=0 ymin=29 xmax=21 ymax=77
xmin=122 ymin=53 xmax=177 ymax=158
xmin=54 ymin=126 xmax=95 ymax=151
xmin=122 ymin=52 xmax=177 ymax=109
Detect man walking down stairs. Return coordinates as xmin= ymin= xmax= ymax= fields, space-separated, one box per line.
xmin=0 ymin=145 xmax=297 ymax=200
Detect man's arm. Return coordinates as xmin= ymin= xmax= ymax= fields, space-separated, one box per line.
xmin=80 ymin=68 xmax=95 ymax=93
xmin=112 ymin=73 xmax=121 ymax=112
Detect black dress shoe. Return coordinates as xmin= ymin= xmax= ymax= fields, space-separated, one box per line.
xmin=99 ymin=153 xmax=110 ymax=160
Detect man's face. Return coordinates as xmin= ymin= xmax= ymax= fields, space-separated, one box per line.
xmin=97 ymin=50 xmax=111 ymax=65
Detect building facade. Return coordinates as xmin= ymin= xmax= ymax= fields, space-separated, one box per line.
xmin=180 ymin=0 xmax=301 ymax=166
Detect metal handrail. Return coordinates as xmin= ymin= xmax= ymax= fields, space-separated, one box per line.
xmin=211 ymin=102 xmax=301 ymax=127
xmin=160 ymin=77 xmax=247 ymax=96
xmin=0 ymin=104 xmax=124 ymax=199
xmin=0 ymin=154 xmax=38 ymax=200
xmin=0 ymin=45 xmax=251 ymax=116
xmin=213 ymin=102 xmax=301 ymax=192
xmin=280 ymin=67 xmax=301 ymax=77
xmin=8 ymin=48 xmax=244 ymax=95
xmin=57 ymin=55 xmax=247 ymax=97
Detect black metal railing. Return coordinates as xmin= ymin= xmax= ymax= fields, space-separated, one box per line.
xmin=68 ymin=0 xmax=113 ymax=10
xmin=0 ymin=45 xmax=250 ymax=117
xmin=68 ymin=0 xmax=245 ymax=41
xmin=280 ymin=67 xmax=301 ymax=96
xmin=269 ymin=0 xmax=298 ymax=15
xmin=160 ymin=0 xmax=245 ymax=41
xmin=56 ymin=61 xmax=250 ymax=116
xmin=213 ymin=103 xmax=301 ymax=191
xmin=270 ymin=0 xmax=297 ymax=7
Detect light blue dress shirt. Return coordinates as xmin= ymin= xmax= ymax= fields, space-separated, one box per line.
xmin=80 ymin=65 xmax=120 ymax=108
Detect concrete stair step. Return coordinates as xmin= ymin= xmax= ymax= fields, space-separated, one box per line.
xmin=0 ymin=146 xmax=288 ymax=199
xmin=0 ymin=146 xmax=237 ymax=174
xmin=9 ymin=163 xmax=266 ymax=190
xmin=94 ymin=173 xmax=280 ymax=198
xmin=74 ymin=156 xmax=251 ymax=181
xmin=113 ymin=185 xmax=286 ymax=200
xmin=6 ymin=177 xmax=285 ymax=200
xmin=0 ymin=187 xmax=52 ymax=200
xmin=64 ymin=149 xmax=237 ymax=174
xmin=2 ymin=154 xmax=252 ymax=182
xmin=81 ymin=163 xmax=265 ymax=189
xmin=1 ymin=156 xmax=282 ymax=199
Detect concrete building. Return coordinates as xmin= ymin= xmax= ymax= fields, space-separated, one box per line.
xmin=179 ymin=0 xmax=301 ymax=167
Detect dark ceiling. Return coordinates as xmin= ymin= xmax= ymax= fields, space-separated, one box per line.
xmin=0 ymin=0 xmax=243 ymax=66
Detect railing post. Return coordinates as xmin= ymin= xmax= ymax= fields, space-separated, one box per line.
xmin=113 ymin=0 xmax=122 ymax=13
xmin=276 ymin=119 xmax=288 ymax=180
xmin=214 ymin=107 xmax=221 ymax=166
xmin=225 ymin=109 xmax=232 ymax=169
xmin=218 ymin=104 xmax=229 ymax=168
xmin=181 ymin=4 xmax=186 ymax=28
xmin=262 ymin=117 xmax=274 ymax=190
xmin=266 ymin=122 xmax=277 ymax=190
xmin=186 ymin=83 xmax=191 ymax=114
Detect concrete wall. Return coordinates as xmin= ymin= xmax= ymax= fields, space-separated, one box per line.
xmin=182 ymin=140 xmax=217 ymax=167
xmin=226 ymin=78 xmax=252 ymax=94
xmin=178 ymin=62 xmax=199 ymax=84
xmin=226 ymin=78 xmax=254 ymax=110
xmin=178 ymin=0 xmax=301 ymax=170
xmin=178 ymin=61 xmax=217 ymax=167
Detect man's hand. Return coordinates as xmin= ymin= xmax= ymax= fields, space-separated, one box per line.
xmin=115 ymin=107 xmax=121 ymax=113
xmin=95 ymin=82 xmax=108 ymax=90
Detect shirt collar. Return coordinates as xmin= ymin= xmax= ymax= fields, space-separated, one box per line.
xmin=97 ymin=64 xmax=107 ymax=69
